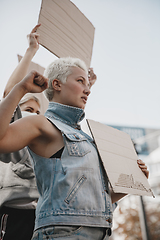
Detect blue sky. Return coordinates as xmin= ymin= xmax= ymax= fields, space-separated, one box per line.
xmin=0 ymin=0 xmax=160 ymax=128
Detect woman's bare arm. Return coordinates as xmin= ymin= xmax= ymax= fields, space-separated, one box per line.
xmin=3 ymin=24 xmax=41 ymax=98
xmin=0 ymin=71 xmax=48 ymax=153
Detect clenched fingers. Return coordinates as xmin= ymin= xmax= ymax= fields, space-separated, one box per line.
xmin=34 ymin=74 xmax=48 ymax=91
xmin=137 ymin=159 xmax=149 ymax=179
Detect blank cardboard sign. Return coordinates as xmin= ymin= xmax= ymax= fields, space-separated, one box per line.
xmin=37 ymin=0 xmax=95 ymax=67
xmin=87 ymin=119 xmax=154 ymax=197
xmin=18 ymin=55 xmax=49 ymax=114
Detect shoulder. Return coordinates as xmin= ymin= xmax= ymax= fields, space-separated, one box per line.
xmin=28 ymin=115 xmax=63 ymax=156
xmin=28 ymin=115 xmax=60 ymax=140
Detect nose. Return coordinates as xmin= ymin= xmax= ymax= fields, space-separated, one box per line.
xmin=84 ymin=85 xmax=91 ymax=96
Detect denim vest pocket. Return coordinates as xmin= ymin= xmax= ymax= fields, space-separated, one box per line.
xmin=64 ymin=175 xmax=87 ymax=204
xmin=64 ymin=133 xmax=91 ymax=157
xmin=11 ymin=150 xmax=35 ymax=179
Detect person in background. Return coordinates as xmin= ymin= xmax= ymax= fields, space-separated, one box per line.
xmin=0 ymin=25 xmax=41 ymax=240
xmin=20 ymin=93 xmax=40 ymax=117
xmin=0 ymin=95 xmax=40 ymax=240
xmin=0 ymin=56 xmax=149 ymax=240
xmin=0 ymin=24 xmax=97 ymax=240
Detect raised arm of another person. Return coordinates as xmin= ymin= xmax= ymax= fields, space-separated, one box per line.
xmin=0 ymin=71 xmax=48 ymax=145
xmin=111 ymin=159 xmax=149 ymax=203
xmin=88 ymin=67 xmax=97 ymax=88
xmin=3 ymin=24 xmax=41 ymax=98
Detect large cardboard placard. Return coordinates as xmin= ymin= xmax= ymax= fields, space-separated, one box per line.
xmin=87 ymin=119 xmax=154 ymax=197
xmin=37 ymin=0 xmax=95 ymax=67
xmin=18 ymin=55 xmax=49 ymax=114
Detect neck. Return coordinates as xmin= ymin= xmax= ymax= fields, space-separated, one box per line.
xmin=44 ymin=102 xmax=85 ymax=128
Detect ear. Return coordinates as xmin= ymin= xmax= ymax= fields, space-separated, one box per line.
xmin=52 ymin=79 xmax=62 ymax=91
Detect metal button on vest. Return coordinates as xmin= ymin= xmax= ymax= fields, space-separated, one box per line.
xmin=106 ymin=218 xmax=112 ymax=223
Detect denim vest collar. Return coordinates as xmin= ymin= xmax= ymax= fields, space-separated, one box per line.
xmin=45 ymin=102 xmax=85 ymax=128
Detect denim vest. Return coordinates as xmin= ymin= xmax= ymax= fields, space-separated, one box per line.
xmin=29 ymin=102 xmax=115 ymax=231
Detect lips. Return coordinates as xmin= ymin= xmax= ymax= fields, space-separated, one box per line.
xmin=81 ymin=96 xmax=87 ymax=103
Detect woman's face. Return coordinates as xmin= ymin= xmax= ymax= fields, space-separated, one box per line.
xmin=59 ymin=67 xmax=90 ymax=109
xmin=20 ymin=99 xmax=40 ymax=114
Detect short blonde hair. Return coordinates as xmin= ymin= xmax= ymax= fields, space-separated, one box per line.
xmin=44 ymin=57 xmax=88 ymax=101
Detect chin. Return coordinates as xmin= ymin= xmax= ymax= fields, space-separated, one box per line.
xmin=75 ymin=105 xmax=85 ymax=110
xmin=76 ymin=106 xmax=84 ymax=109
xmin=80 ymin=104 xmax=85 ymax=109
xmin=68 ymin=101 xmax=86 ymax=109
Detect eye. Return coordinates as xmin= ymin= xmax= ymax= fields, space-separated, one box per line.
xmin=77 ymin=79 xmax=83 ymax=83
xmin=25 ymin=108 xmax=33 ymax=113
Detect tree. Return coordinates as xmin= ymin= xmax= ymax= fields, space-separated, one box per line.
xmin=145 ymin=201 xmax=160 ymax=239
xmin=113 ymin=199 xmax=160 ymax=240
xmin=113 ymin=207 xmax=142 ymax=240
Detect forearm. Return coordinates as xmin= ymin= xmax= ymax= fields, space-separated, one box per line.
xmin=3 ymin=47 xmax=37 ymax=97
xmin=0 ymin=83 xmax=27 ymax=140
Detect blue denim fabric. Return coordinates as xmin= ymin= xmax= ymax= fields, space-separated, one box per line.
xmin=31 ymin=225 xmax=110 ymax=240
xmin=29 ymin=103 xmax=116 ymax=232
